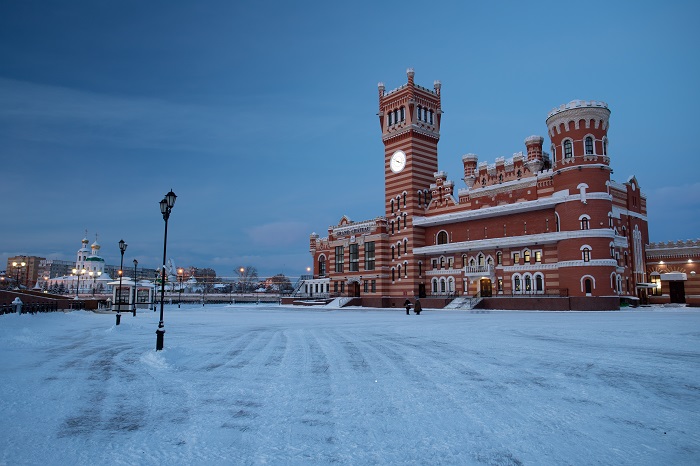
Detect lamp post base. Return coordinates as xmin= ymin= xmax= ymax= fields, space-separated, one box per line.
xmin=116 ymin=313 xmax=121 ymax=325
xmin=156 ymin=328 xmax=165 ymax=351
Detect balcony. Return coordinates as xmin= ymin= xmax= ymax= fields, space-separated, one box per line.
xmin=463 ymin=264 xmax=493 ymax=277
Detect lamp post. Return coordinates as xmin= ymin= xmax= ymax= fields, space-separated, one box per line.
xmin=116 ymin=239 xmax=127 ymax=325
xmin=71 ymin=267 xmax=86 ymax=299
xmin=157 ymin=190 xmax=177 ymax=351
xmin=12 ymin=261 xmax=26 ymax=290
xmin=132 ymin=259 xmax=138 ymax=317
xmin=90 ymin=271 xmax=102 ymax=296
xmin=177 ymin=268 xmax=184 ymax=308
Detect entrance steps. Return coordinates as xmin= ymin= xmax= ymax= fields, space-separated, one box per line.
xmin=446 ymin=296 xmax=483 ymax=310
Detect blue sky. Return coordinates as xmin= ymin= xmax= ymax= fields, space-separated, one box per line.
xmin=1 ymin=1 xmax=698 ymax=279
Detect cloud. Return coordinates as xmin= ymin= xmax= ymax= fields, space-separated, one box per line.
xmin=246 ymin=221 xmax=310 ymax=247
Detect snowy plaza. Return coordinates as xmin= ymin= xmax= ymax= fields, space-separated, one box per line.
xmin=1 ymin=304 xmax=698 ymax=465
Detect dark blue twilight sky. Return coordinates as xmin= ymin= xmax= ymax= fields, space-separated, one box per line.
xmin=1 ymin=1 xmax=698 ymax=278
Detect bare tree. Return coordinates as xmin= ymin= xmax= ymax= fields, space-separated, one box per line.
xmin=236 ymin=266 xmax=258 ymax=293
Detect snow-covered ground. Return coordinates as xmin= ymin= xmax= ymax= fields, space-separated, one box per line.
xmin=1 ymin=304 xmax=698 ymax=465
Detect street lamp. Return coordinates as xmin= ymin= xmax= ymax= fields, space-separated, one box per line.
xmin=116 ymin=239 xmax=127 ymax=325
xmin=71 ymin=267 xmax=86 ymax=299
xmin=12 ymin=261 xmax=26 ymax=290
xmin=177 ymin=268 xmax=184 ymax=308
xmin=89 ymin=271 xmax=102 ymax=296
xmin=157 ymin=189 xmax=177 ymax=351
xmin=132 ymin=259 xmax=138 ymax=317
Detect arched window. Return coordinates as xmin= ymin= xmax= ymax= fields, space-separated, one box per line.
xmin=404 ymin=261 xmax=408 ymax=278
xmin=397 ymin=264 xmax=401 ymax=279
xmin=535 ymin=274 xmax=543 ymax=292
xmin=391 ymin=246 xmax=395 ymax=260
xmin=582 ymin=247 xmax=591 ymax=262
xmin=418 ymin=191 xmax=422 ymax=207
xmin=394 ymin=109 xmax=398 ymax=123
xmin=580 ymin=216 xmax=590 ymax=230
xmin=417 ymin=106 xmax=422 ymax=121
xmin=392 ymin=268 xmax=395 ymax=282
xmin=584 ymin=278 xmax=592 ymax=294
xmin=388 ymin=112 xmax=393 ymax=126
xmin=585 ymin=136 xmax=594 ymax=155
xmin=432 ymin=278 xmax=438 ymax=293
xmin=514 ymin=275 xmax=521 ymax=293
xmin=447 ymin=277 xmax=454 ymax=293
xmin=551 ymin=145 xmax=557 ymax=162
xmin=603 ymin=138 xmax=608 ymax=156
xmin=563 ymin=140 xmax=573 ymax=159
xmin=496 ymin=251 xmax=502 ymax=265
xmin=524 ymin=275 xmax=532 ymax=292
xmin=523 ymin=250 xmax=531 ymax=263
xmin=397 ymin=242 xmax=401 ymax=257
xmin=403 ymin=239 xmax=408 ymax=253
xmin=437 ymin=231 xmax=448 ymax=245
xmin=318 ymin=256 xmax=326 ymax=276
xmin=390 ymin=199 xmax=394 ymax=214
xmin=403 ymin=192 xmax=406 ymax=208
xmin=440 ymin=278 xmax=446 ymax=293
xmin=555 ymin=213 xmax=561 ymax=232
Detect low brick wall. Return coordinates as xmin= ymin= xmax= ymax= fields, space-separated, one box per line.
xmin=0 ymin=290 xmax=88 ymax=311
xmin=479 ymin=296 xmax=619 ymax=311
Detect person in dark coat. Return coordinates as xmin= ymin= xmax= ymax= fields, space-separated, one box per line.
xmin=404 ymin=299 xmax=411 ymax=315
xmin=414 ymin=299 xmax=422 ymax=315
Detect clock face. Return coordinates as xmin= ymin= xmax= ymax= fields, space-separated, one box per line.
xmin=390 ymin=150 xmax=407 ymax=173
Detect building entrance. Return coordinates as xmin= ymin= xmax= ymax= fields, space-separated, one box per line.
xmin=349 ymin=282 xmax=360 ymax=298
xmin=669 ymin=281 xmax=686 ymax=304
xmin=480 ymin=278 xmax=493 ymax=297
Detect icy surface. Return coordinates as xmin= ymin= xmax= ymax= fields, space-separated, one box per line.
xmin=1 ymin=305 xmax=698 ymax=465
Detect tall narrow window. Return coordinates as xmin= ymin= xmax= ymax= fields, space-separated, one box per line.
xmin=437 ymin=231 xmax=448 ymax=245
xmin=585 ymin=136 xmax=594 ymax=155
xmin=603 ymin=139 xmax=608 ymax=156
xmin=564 ymin=140 xmax=573 ymax=159
xmin=514 ymin=276 xmax=521 ymax=292
xmin=364 ymin=242 xmax=375 ymax=270
xmin=417 ymin=106 xmax=422 ymax=121
xmin=580 ymin=217 xmax=590 ymax=230
xmin=318 ymin=256 xmax=326 ymax=276
xmin=335 ymin=246 xmax=344 ymax=273
xmin=584 ymin=278 xmax=592 ymax=294
xmin=535 ymin=275 xmax=543 ymax=292
xmin=400 ymin=107 xmax=405 ymax=121
xmin=391 ymin=246 xmax=395 ymax=260
xmin=429 ymin=110 xmax=434 ymax=124
xmin=496 ymin=251 xmax=502 ymax=265
xmin=418 ymin=191 xmax=423 ymax=207
xmin=524 ymin=250 xmax=531 ymax=263
xmin=403 ymin=193 xmax=406 ymax=208
xmin=535 ymin=251 xmax=542 ymax=263
xmin=388 ymin=112 xmax=393 ymax=126
xmin=349 ymin=244 xmax=359 ymax=272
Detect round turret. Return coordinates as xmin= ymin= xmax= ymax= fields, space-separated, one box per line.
xmin=546 ymin=100 xmax=610 ymax=169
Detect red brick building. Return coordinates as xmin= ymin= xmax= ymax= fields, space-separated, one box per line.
xmin=306 ymin=69 xmax=649 ymax=310
xmin=646 ymin=240 xmax=699 ymax=306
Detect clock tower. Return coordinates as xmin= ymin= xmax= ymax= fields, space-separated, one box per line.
xmin=378 ymin=69 xmax=441 ymax=297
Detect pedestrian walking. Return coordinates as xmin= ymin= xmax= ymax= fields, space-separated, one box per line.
xmin=404 ymin=299 xmax=411 ymax=315
xmin=414 ymin=299 xmax=422 ymax=315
